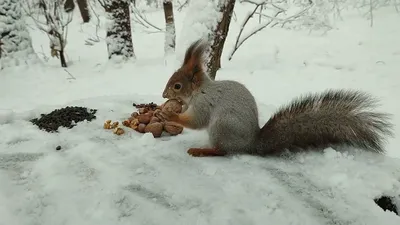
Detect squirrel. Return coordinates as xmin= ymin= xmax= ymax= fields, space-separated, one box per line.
xmin=156 ymin=39 xmax=394 ymax=157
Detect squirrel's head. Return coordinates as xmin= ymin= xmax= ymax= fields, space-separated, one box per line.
xmin=162 ymin=39 xmax=210 ymax=105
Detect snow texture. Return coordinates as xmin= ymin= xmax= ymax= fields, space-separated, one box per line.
xmin=0 ymin=0 xmax=38 ymax=70
xmin=1 ymin=1 xmax=400 ymax=225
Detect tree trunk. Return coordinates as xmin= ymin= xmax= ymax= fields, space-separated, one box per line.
xmin=76 ymin=0 xmax=90 ymax=23
xmin=59 ymin=49 xmax=67 ymax=67
xmin=104 ymin=0 xmax=135 ymax=61
xmin=206 ymin=0 xmax=235 ymax=80
xmin=163 ymin=0 xmax=176 ymax=55
xmin=0 ymin=0 xmax=38 ymax=70
xmin=64 ymin=0 xmax=75 ymax=12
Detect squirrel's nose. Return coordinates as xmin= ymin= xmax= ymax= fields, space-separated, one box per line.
xmin=162 ymin=89 xmax=168 ymax=98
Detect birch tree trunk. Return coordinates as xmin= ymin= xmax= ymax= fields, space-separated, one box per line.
xmin=163 ymin=0 xmax=176 ymax=55
xmin=0 ymin=0 xmax=38 ymax=70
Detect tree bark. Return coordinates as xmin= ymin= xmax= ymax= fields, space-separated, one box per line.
xmin=64 ymin=0 xmax=75 ymax=12
xmin=207 ymin=0 xmax=235 ymax=80
xmin=103 ymin=0 xmax=135 ymax=60
xmin=76 ymin=0 xmax=90 ymax=23
xmin=0 ymin=0 xmax=38 ymax=70
xmin=163 ymin=0 xmax=176 ymax=55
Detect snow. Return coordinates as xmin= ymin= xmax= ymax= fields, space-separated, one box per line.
xmin=1 ymin=1 xmax=400 ymax=225
xmin=177 ymin=0 xmax=221 ymax=59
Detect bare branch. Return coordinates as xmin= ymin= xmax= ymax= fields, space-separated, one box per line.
xmin=64 ymin=69 xmax=76 ymax=80
xmin=130 ymin=5 xmax=163 ymax=32
xmin=229 ymin=0 xmax=314 ymax=60
xmin=177 ymin=0 xmax=189 ymax=11
xmin=228 ymin=3 xmax=261 ymax=61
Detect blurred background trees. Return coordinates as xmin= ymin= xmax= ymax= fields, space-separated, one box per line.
xmin=1 ymin=0 xmax=398 ymax=75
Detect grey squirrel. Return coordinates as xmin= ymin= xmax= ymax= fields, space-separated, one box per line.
xmin=156 ymin=39 xmax=394 ymax=157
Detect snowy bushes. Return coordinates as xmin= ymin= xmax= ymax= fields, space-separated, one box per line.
xmin=0 ymin=0 xmax=38 ymax=70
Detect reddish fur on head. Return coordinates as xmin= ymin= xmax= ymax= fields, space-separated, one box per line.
xmin=162 ymin=39 xmax=209 ymax=105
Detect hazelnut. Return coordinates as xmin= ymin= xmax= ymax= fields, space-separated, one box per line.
xmin=106 ymin=120 xmax=112 ymax=124
xmin=113 ymin=127 xmax=125 ymax=135
xmin=137 ymin=114 xmax=151 ymax=124
xmin=144 ymin=122 xmax=163 ymax=138
xmin=164 ymin=121 xmax=183 ymax=135
xmin=137 ymin=123 xmax=146 ymax=133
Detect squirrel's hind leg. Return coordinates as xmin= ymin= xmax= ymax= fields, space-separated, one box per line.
xmin=207 ymin=114 xmax=258 ymax=155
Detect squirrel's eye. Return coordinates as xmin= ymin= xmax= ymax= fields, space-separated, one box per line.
xmin=174 ymin=83 xmax=182 ymax=90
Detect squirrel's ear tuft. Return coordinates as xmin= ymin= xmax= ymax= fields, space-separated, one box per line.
xmin=182 ymin=39 xmax=208 ymax=73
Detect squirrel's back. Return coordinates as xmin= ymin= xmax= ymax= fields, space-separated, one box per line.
xmin=256 ymin=89 xmax=394 ymax=155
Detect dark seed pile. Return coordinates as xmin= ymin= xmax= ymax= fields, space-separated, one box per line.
xmin=374 ymin=196 xmax=399 ymax=216
xmin=133 ymin=102 xmax=159 ymax=111
xmin=30 ymin=106 xmax=97 ymax=132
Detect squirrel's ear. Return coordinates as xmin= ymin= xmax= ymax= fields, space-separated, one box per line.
xmin=182 ymin=39 xmax=207 ymax=73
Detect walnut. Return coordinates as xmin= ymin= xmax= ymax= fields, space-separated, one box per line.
xmin=103 ymin=120 xmax=112 ymax=129
xmin=131 ymin=112 xmax=139 ymax=118
xmin=149 ymin=116 xmax=160 ymax=124
xmin=144 ymin=122 xmax=163 ymax=138
xmin=138 ymin=108 xmax=148 ymax=114
xmin=113 ymin=127 xmax=125 ymax=135
xmin=110 ymin=121 xmax=119 ymax=129
xmin=164 ymin=121 xmax=183 ymax=135
xmin=130 ymin=118 xmax=139 ymax=129
xmin=162 ymin=99 xmax=183 ymax=114
xmin=146 ymin=111 xmax=154 ymax=117
xmin=154 ymin=109 xmax=161 ymax=115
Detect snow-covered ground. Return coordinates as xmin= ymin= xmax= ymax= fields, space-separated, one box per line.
xmin=1 ymin=2 xmax=400 ymax=225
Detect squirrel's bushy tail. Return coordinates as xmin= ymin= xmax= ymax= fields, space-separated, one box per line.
xmin=256 ymin=90 xmax=394 ymax=155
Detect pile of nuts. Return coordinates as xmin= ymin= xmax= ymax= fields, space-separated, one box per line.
xmin=103 ymin=99 xmax=184 ymax=138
